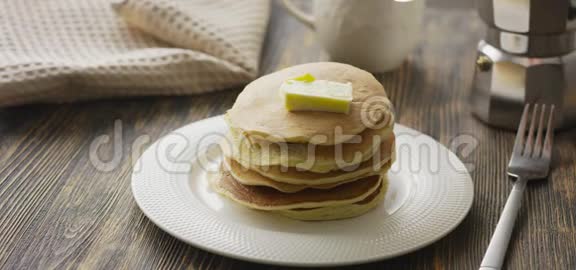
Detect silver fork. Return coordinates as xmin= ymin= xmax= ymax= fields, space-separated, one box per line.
xmin=480 ymin=104 xmax=555 ymax=270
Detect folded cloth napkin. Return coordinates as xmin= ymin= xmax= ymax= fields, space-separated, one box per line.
xmin=0 ymin=0 xmax=270 ymax=107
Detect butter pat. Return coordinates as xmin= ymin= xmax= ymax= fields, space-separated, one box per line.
xmin=280 ymin=75 xmax=353 ymax=114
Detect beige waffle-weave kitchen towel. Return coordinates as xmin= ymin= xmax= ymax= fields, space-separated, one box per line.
xmin=0 ymin=0 xmax=270 ymax=107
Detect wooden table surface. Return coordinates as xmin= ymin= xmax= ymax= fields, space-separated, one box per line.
xmin=1 ymin=1 xmax=575 ymax=269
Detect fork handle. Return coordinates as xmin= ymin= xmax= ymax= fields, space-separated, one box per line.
xmin=480 ymin=178 xmax=527 ymax=270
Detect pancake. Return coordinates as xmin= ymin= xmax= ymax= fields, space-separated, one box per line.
xmin=226 ymin=62 xmax=394 ymax=145
xmin=224 ymin=157 xmax=390 ymax=193
xmin=210 ymin=167 xmax=382 ymax=210
xmin=242 ymin=137 xmax=395 ymax=185
xmin=225 ymin=118 xmax=394 ymax=173
xmin=277 ymin=175 xmax=389 ymax=221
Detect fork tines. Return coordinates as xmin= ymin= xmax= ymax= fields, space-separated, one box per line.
xmin=513 ymin=104 xmax=555 ymax=159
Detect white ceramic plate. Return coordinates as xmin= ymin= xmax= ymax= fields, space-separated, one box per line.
xmin=131 ymin=116 xmax=473 ymax=267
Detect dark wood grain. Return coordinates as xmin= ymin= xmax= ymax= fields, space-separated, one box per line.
xmin=1 ymin=1 xmax=575 ymax=269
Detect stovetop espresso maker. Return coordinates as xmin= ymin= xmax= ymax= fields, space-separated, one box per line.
xmin=471 ymin=0 xmax=576 ymax=129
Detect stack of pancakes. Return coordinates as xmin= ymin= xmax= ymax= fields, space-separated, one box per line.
xmin=211 ymin=62 xmax=395 ymax=221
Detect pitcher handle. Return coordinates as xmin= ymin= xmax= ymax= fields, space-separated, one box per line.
xmin=280 ymin=0 xmax=315 ymax=29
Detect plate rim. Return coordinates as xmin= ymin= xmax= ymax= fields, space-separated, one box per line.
xmin=131 ymin=115 xmax=474 ymax=267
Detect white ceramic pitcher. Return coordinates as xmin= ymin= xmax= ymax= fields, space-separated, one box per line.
xmin=281 ymin=0 xmax=425 ymax=72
